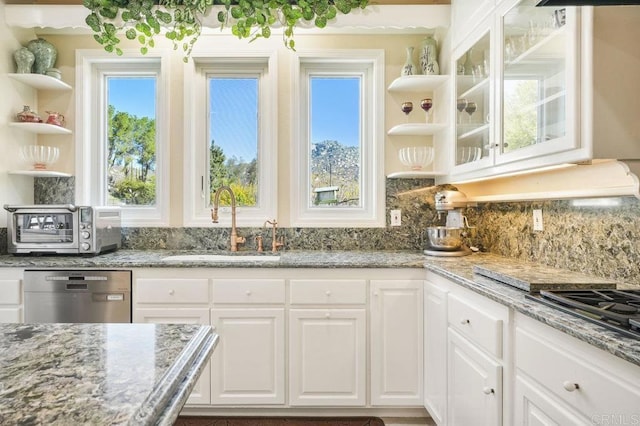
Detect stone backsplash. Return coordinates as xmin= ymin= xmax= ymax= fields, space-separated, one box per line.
xmin=29 ymin=177 xmax=640 ymax=286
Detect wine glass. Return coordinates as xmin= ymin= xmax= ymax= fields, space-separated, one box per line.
xmin=456 ymin=98 xmax=467 ymax=125
xmin=420 ymin=98 xmax=433 ymax=123
xmin=465 ymin=101 xmax=477 ymax=124
xmin=401 ymin=101 xmax=413 ymax=123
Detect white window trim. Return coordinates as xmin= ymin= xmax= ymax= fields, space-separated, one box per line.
xmin=291 ymin=49 xmax=385 ymax=228
xmin=75 ymin=49 xmax=171 ymax=226
xmin=183 ymin=49 xmax=278 ymax=227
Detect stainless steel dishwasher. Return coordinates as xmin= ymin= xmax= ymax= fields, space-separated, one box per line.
xmin=23 ymin=269 xmax=132 ymax=323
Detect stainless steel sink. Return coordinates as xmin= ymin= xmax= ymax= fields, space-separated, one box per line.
xmin=160 ymin=254 xmax=280 ymax=262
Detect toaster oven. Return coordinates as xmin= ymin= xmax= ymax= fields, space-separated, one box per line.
xmin=4 ymin=204 xmax=122 ymax=255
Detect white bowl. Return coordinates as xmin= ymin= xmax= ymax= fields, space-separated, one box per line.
xmin=398 ymin=146 xmax=434 ymax=171
xmin=457 ymin=146 xmax=481 ymax=164
xmin=19 ymin=145 xmax=60 ymax=170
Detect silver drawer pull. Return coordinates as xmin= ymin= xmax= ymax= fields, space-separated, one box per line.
xmin=460 ymin=319 xmax=470 ymax=325
xmin=246 ymin=290 xmax=252 ymax=296
xmin=482 ymin=387 xmax=494 ymax=395
xmin=169 ymin=289 xmax=175 ymax=296
xmin=563 ymin=381 xmax=579 ymax=392
xmin=325 ymin=290 xmax=331 ymax=296
xmin=325 ymin=312 xmax=331 ymax=318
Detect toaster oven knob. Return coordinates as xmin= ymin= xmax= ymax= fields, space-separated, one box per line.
xmin=81 ymin=242 xmax=91 ymax=251
xmin=81 ymin=231 xmax=90 ymax=239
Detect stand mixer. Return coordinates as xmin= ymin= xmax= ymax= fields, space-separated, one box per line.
xmin=423 ymin=189 xmax=474 ymax=257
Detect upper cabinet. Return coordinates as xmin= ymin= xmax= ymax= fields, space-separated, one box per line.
xmin=444 ymin=1 xmax=640 ymax=185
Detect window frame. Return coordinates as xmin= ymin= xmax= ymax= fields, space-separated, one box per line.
xmin=75 ymin=49 xmax=170 ymax=226
xmin=291 ymin=49 xmax=385 ymax=227
xmin=183 ymin=50 xmax=278 ymax=227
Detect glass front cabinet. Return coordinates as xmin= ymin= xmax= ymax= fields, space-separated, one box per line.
xmin=448 ymin=0 xmax=581 ymax=180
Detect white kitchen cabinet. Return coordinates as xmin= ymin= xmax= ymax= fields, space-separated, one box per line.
xmin=289 ymin=308 xmax=366 ymax=406
xmin=423 ymin=271 xmax=510 ymax=426
xmin=451 ymin=0 xmax=496 ymax=48
xmin=514 ymin=374 xmax=586 ymax=426
xmin=444 ymin=2 xmax=640 ymax=184
xmin=133 ymin=275 xmax=211 ymax=405
xmin=370 ymin=279 xmax=423 ymax=406
xmin=289 ymin=278 xmax=367 ymax=407
xmin=514 ymin=313 xmax=640 ymax=424
xmin=448 ymin=329 xmax=502 ymax=426
xmin=423 ymin=280 xmax=448 ymax=425
xmin=210 ymin=278 xmax=286 ymax=405
xmin=0 ymin=277 xmax=23 ymax=323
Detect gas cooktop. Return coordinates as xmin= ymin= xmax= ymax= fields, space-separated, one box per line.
xmin=526 ymin=289 xmax=640 ymax=339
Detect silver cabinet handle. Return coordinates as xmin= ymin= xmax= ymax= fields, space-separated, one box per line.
xmin=245 ymin=290 xmax=252 ymax=296
xmin=460 ymin=319 xmax=470 ymax=325
xmin=325 ymin=290 xmax=331 ymax=296
xmin=482 ymin=387 xmax=494 ymax=395
xmin=169 ymin=289 xmax=175 ymax=296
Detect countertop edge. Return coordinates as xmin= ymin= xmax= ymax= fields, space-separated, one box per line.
xmin=131 ymin=326 xmax=218 ymax=425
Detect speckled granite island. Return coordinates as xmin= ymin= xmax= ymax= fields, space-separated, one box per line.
xmin=0 ymin=322 xmax=217 ymax=425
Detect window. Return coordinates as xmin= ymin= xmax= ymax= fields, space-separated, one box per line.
xmin=291 ymin=50 xmax=385 ymax=227
xmin=75 ymin=50 xmax=170 ymax=226
xmin=183 ymin=51 xmax=277 ymax=227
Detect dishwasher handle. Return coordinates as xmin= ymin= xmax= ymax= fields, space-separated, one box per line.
xmin=66 ymin=283 xmax=88 ymax=290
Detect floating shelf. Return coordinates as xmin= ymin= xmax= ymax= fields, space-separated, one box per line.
xmin=8 ymin=73 xmax=72 ymax=91
xmin=387 ymin=75 xmax=449 ymax=93
xmin=9 ymin=122 xmax=72 ymax=135
xmin=387 ymin=170 xmax=448 ymax=178
xmin=9 ymin=170 xmax=71 ymax=177
xmin=388 ymin=123 xmax=447 ymax=136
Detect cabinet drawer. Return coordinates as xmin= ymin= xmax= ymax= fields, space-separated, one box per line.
xmin=448 ymin=292 xmax=504 ymax=359
xmin=290 ymin=280 xmax=367 ymax=305
xmin=516 ymin=324 xmax=640 ymax=418
xmin=212 ymin=279 xmax=285 ymax=304
xmin=136 ymin=278 xmax=209 ymax=304
xmin=0 ymin=280 xmax=21 ymax=305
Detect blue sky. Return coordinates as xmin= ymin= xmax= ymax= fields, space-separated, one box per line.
xmin=108 ymin=76 xmax=361 ymax=162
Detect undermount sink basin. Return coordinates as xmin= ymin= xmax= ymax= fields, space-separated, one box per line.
xmin=161 ymin=254 xmax=280 ymax=262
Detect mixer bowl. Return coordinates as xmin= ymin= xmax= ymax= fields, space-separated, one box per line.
xmin=426 ymin=226 xmax=464 ymax=251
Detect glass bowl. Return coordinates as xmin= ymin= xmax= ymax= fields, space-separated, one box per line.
xmin=398 ymin=146 xmax=434 ymax=171
xmin=19 ymin=145 xmax=60 ymax=170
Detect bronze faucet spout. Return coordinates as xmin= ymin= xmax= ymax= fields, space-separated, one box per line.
xmin=211 ymin=186 xmax=245 ymax=252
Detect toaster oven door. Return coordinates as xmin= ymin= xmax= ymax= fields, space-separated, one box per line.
xmin=11 ymin=211 xmax=79 ymax=252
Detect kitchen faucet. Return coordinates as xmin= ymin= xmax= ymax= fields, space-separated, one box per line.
xmin=265 ymin=219 xmax=285 ymax=253
xmin=211 ymin=186 xmax=246 ymax=252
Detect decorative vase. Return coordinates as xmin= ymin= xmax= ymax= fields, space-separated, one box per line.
xmin=14 ymin=47 xmax=35 ymax=74
xmin=26 ymin=38 xmax=57 ymax=75
xmin=419 ymin=34 xmax=440 ymax=75
xmin=401 ymin=46 xmax=418 ymax=77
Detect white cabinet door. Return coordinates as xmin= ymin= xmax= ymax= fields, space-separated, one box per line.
xmin=514 ymin=374 xmax=586 ymax=426
xmin=289 ymin=309 xmax=366 ymax=406
xmin=0 ymin=308 xmax=22 ymax=323
xmin=210 ymin=308 xmax=285 ymax=405
xmin=370 ymin=280 xmax=423 ymax=406
xmin=448 ymin=329 xmax=502 ymax=426
xmin=423 ymin=280 xmax=448 ymax=425
xmin=135 ymin=308 xmax=211 ymax=405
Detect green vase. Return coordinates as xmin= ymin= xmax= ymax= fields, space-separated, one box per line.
xmin=14 ymin=47 xmax=35 ymax=74
xmin=27 ymin=38 xmax=57 ymax=75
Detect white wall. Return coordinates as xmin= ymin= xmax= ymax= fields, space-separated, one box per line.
xmin=0 ymin=0 xmax=37 ymax=227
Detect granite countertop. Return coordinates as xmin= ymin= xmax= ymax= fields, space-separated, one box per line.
xmin=0 ymin=323 xmax=218 ymax=425
xmin=0 ymin=249 xmax=638 ymax=368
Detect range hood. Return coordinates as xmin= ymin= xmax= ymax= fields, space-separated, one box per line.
xmin=537 ymin=0 xmax=640 ymax=4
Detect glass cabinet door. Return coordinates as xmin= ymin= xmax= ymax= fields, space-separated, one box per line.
xmin=455 ymin=31 xmax=492 ymax=168
xmin=500 ymin=0 xmax=578 ymax=161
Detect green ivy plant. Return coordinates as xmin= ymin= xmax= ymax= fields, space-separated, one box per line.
xmin=83 ymin=0 xmax=369 ymax=62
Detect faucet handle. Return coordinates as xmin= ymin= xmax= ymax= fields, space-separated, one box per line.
xmin=255 ymin=235 xmax=264 ymax=252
